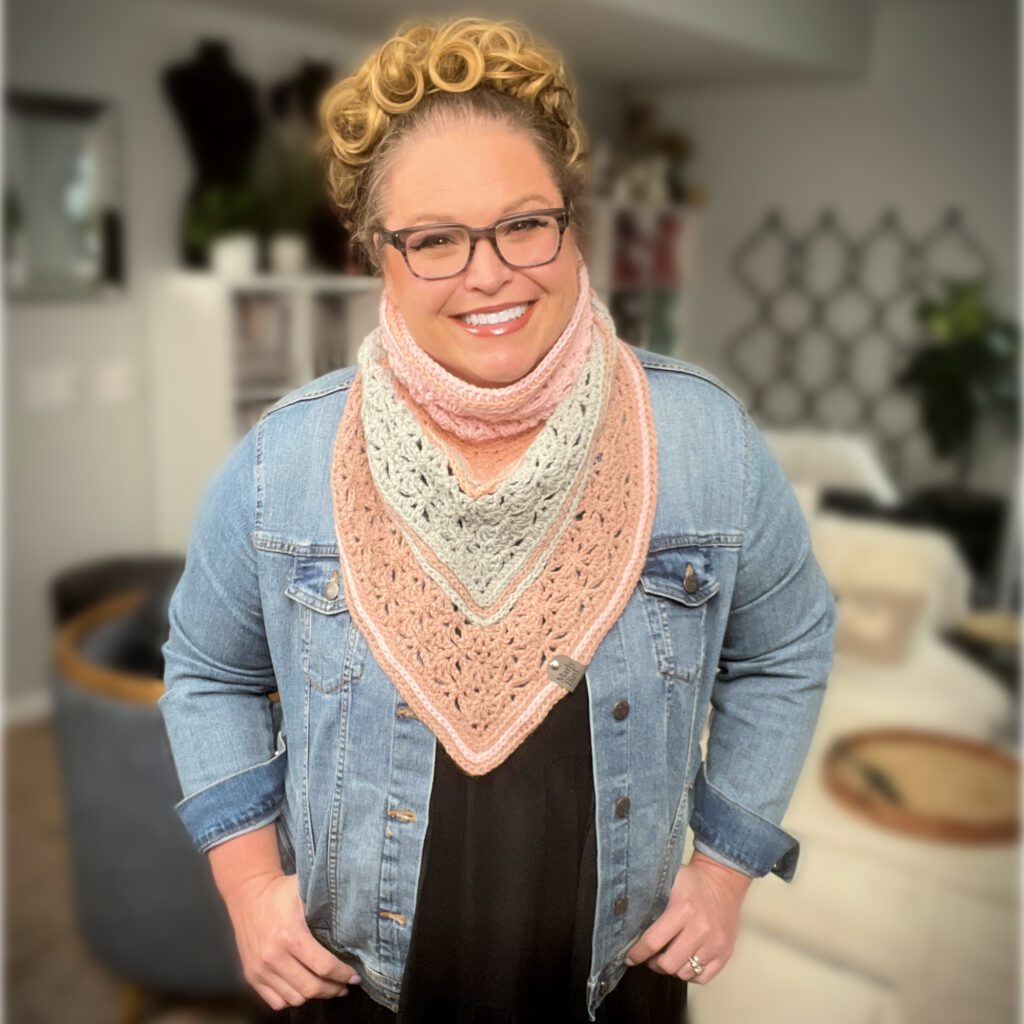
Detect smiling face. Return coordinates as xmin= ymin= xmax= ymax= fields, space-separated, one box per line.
xmin=376 ymin=120 xmax=581 ymax=388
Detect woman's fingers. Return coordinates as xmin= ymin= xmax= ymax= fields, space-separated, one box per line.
xmin=623 ymin=892 xmax=694 ymax=965
xmin=261 ymin=879 xmax=363 ymax=1003
xmin=249 ymin=980 xmax=291 ymax=1013
xmin=290 ymin=925 xmax=364 ymax=987
xmin=282 ymin=877 xmax=364 ymax=988
xmin=646 ymin=925 xmax=717 ymax=982
xmin=623 ymin=861 xmax=743 ymax=984
xmin=233 ymin=872 xmax=363 ymax=1009
xmin=264 ymin=950 xmax=352 ymax=1005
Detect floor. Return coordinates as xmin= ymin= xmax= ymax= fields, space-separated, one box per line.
xmin=4 ymin=719 xmax=260 ymax=1024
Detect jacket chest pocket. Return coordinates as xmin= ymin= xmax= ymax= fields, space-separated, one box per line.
xmin=639 ymin=546 xmax=720 ymax=683
xmin=285 ymin=554 xmax=366 ymax=694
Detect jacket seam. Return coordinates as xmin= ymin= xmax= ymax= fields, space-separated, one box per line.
xmin=739 ymin=406 xmax=751 ymax=541
xmin=648 ymin=531 xmax=742 ymax=550
xmin=632 ymin=349 xmax=744 ymax=406
xmin=258 ymin=372 xmax=356 ymax=419
xmin=252 ymin=533 xmax=340 ymax=556
xmin=255 ymin=413 xmax=265 ymax=532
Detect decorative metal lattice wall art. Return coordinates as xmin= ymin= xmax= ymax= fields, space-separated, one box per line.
xmin=724 ymin=207 xmax=994 ymax=488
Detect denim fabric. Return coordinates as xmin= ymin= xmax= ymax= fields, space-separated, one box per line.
xmin=157 ymin=345 xmax=837 ymax=1021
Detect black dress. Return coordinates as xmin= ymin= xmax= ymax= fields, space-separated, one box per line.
xmin=286 ymin=675 xmax=687 ymax=1023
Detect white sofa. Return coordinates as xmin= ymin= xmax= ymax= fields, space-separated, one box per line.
xmin=685 ymin=434 xmax=1020 ymax=1024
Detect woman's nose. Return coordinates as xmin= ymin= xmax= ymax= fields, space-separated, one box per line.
xmin=462 ymin=237 xmax=514 ymax=292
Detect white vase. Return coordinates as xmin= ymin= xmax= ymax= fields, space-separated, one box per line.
xmin=210 ymin=233 xmax=258 ymax=277
xmin=269 ymin=234 xmax=308 ymax=274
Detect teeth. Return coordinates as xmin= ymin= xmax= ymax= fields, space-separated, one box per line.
xmin=459 ymin=303 xmax=528 ymax=326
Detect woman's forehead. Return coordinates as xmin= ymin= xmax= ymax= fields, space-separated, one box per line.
xmin=384 ymin=126 xmax=560 ymax=225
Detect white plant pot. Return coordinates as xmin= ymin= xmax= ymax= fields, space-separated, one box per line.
xmin=269 ymin=233 xmax=308 ymax=274
xmin=210 ymin=233 xmax=258 ymax=277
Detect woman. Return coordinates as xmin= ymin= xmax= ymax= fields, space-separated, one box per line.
xmin=158 ymin=15 xmax=837 ymax=1024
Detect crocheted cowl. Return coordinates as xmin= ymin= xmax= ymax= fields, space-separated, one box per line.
xmin=330 ymin=258 xmax=659 ymax=775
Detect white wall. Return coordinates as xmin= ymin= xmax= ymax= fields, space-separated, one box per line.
xmin=644 ymin=0 xmax=1018 ymax=501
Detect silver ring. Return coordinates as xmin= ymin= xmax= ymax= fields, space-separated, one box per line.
xmin=688 ymin=954 xmax=704 ymax=975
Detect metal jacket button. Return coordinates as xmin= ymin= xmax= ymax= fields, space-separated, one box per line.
xmin=683 ymin=563 xmax=699 ymax=594
xmin=613 ymin=896 xmax=629 ymax=915
xmin=612 ymin=700 xmax=630 ymax=721
xmin=615 ymin=796 xmax=631 ymax=818
xmin=324 ymin=569 xmax=340 ymax=601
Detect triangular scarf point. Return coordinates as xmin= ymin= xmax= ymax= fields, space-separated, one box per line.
xmin=330 ymin=259 xmax=659 ymax=776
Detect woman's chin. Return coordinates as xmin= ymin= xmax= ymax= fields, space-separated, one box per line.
xmin=452 ymin=350 xmax=542 ymax=388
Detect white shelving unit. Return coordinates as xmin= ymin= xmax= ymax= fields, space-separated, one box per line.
xmin=145 ymin=271 xmax=382 ymax=551
xmin=580 ymin=195 xmax=701 ymax=358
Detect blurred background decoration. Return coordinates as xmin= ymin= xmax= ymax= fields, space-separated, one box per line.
xmin=4 ymin=90 xmax=126 ymax=299
xmin=723 ymin=206 xmax=1021 ymax=612
xmin=897 ymin=276 xmax=1019 ymax=469
xmin=3 ymin=1 xmax=1020 ymax=1023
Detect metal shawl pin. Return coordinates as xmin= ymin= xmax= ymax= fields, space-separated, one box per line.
xmin=547 ymin=654 xmax=587 ymax=692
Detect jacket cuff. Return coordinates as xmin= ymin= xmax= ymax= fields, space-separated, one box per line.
xmin=690 ymin=838 xmax=757 ymax=877
xmin=690 ymin=761 xmax=800 ymax=882
xmin=174 ymin=743 xmax=288 ymax=855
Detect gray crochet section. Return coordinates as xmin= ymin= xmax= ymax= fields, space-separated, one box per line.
xmin=357 ymin=327 xmax=610 ymax=621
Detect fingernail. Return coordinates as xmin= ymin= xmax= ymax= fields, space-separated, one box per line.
xmin=350 ymin=974 xmax=362 ymax=984
xmin=624 ymin=957 xmax=636 ymax=966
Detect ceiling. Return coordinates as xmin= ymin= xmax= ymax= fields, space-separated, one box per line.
xmin=177 ymin=0 xmax=881 ymax=88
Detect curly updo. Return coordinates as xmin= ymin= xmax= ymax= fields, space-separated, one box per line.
xmin=315 ymin=15 xmax=590 ymax=273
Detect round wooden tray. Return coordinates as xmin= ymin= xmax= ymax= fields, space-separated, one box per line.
xmin=823 ymin=728 xmax=1020 ymax=843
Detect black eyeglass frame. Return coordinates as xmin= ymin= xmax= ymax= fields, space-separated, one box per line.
xmin=375 ymin=205 xmax=572 ymax=280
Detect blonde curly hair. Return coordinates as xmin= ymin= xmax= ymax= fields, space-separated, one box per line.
xmin=315 ymin=15 xmax=590 ymax=273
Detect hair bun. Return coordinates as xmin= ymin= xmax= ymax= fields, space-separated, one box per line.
xmin=316 ymin=16 xmax=588 ymax=267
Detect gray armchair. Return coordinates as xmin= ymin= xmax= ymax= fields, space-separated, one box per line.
xmin=50 ymin=587 xmax=284 ymax=1023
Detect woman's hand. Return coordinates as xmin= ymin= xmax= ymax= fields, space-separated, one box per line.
xmin=622 ymin=851 xmax=753 ymax=985
xmin=225 ymin=871 xmax=364 ymax=1010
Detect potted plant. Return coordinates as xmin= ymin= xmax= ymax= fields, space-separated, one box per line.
xmin=251 ymin=134 xmax=320 ymax=274
xmin=895 ymin=276 xmax=1019 ymax=601
xmin=183 ymin=179 xmax=263 ymax=275
xmin=896 ymin=277 xmax=1019 ymax=476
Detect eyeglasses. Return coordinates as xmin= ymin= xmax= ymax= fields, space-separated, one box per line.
xmin=376 ymin=206 xmax=571 ymax=280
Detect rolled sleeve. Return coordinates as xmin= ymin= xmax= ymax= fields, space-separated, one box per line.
xmin=157 ymin=422 xmax=284 ymax=855
xmin=690 ymin=409 xmax=837 ymax=883
xmin=174 ymin=733 xmax=288 ymax=854
xmin=691 ymin=762 xmax=800 ymax=881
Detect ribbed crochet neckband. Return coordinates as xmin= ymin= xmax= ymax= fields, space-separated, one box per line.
xmin=377 ymin=257 xmax=594 ymax=443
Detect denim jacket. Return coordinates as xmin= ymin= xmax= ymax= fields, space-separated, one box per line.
xmin=158 ymin=345 xmax=837 ymax=1020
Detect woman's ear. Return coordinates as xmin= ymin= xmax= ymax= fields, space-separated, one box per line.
xmin=380 ymin=261 xmax=396 ymax=303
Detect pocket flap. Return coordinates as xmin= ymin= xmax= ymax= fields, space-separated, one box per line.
xmin=640 ymin=547 xmax=720 ymax=607
xmin=285 ymin=555 xmax=348 ymax=614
